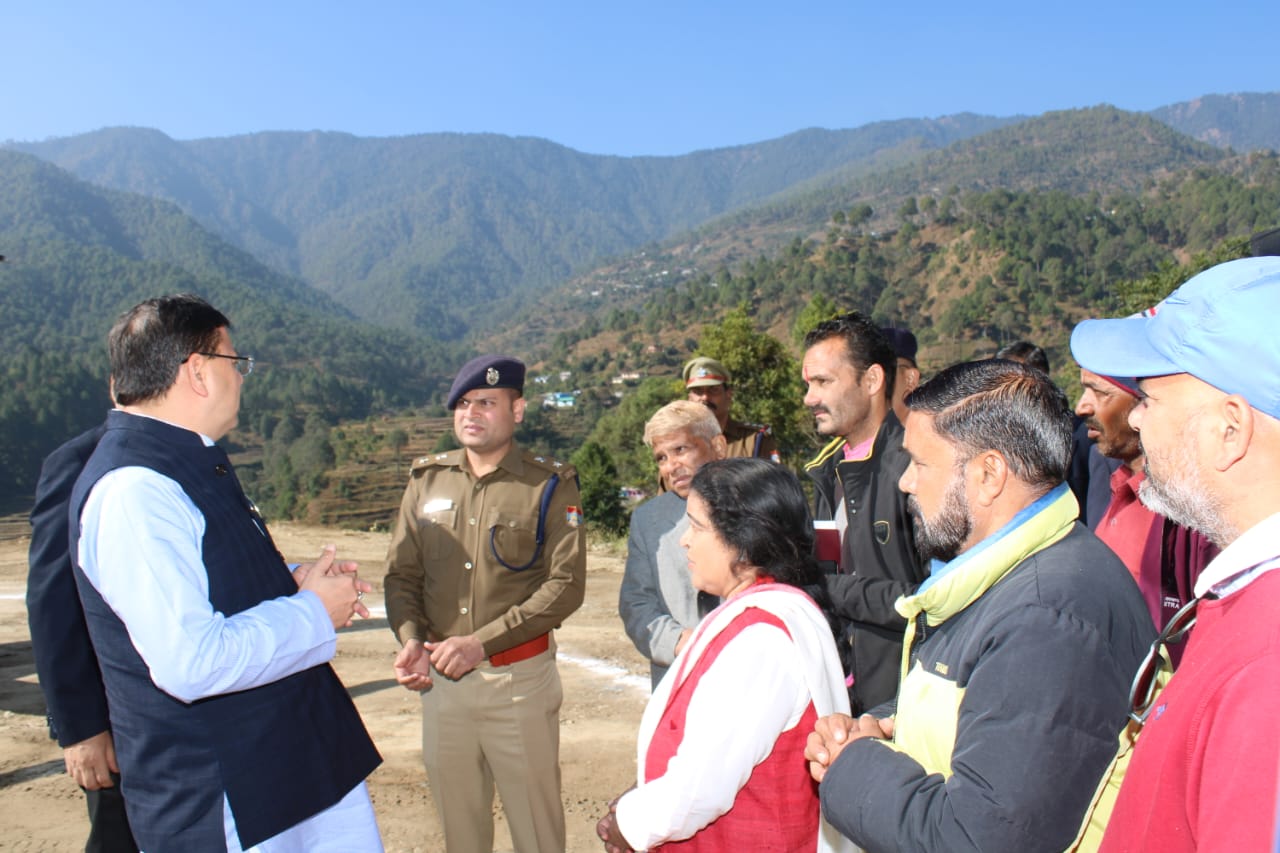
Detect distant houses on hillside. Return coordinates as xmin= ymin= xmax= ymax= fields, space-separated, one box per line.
xmin=542 ymin=391 xmax=580 ymax=409
xmin=532 ymin=367 xmax=648 ymax=409
xmin=532 ymin=371 xmax=575 ymax=385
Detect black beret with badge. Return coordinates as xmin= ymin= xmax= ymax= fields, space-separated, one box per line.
xmin=446 ymin=355 xmax=526 ymax=409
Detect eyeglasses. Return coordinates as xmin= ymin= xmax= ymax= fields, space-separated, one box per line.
xmin=1127 ymin=597 xmax=1199 ymax=727
xmin=193 ymin=352 xmax=255 ymax=376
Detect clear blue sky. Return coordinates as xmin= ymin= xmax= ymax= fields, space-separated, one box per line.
xmin=5 ymin=1 xmax=1276 ymax=157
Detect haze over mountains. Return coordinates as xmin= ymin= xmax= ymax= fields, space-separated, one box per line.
xmin=8 ymin=92 xmax=1276 ymax=342
xmin=7 ymin=113 xmax=1019 ymax=339
xmin=2 ymin=90 xmax=1278 ymax=511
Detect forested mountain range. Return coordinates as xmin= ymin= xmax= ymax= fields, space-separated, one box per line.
xmin=493 ymin=104 xmax=1255 ymax=354
xmin=6 ymin=114 xmax=1017 ymax=339
xmin=3 ymin=92 xmax=1278 ymax=520
xmin=8 ymin=92 xmax=1273 ymax=346
xmin=1151 ymin=92 xmax=1280 ymax=152
xmin=0 ymin=149 xmax=458 ymax=509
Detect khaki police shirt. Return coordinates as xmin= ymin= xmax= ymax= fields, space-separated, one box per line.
xmin=384 ymin=443 xmax=586 ymax=657
xmin=722 ymin=418 xmax=780 ymax=463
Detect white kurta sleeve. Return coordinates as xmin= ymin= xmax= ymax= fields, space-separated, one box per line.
xmin=78 ymin=466 xmax=337 ymax=703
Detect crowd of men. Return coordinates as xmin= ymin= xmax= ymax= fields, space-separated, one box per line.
xmin=25 ymin=252 xmax=1280 ymax=852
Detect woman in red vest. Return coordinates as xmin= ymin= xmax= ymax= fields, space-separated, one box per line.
xmin=597 ymin=459 xmax=857 ymax=853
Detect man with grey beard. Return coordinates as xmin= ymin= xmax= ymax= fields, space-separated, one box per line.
xmin=1071 ymin=256 xmax=1280 ymax=852
xmin=1072 ymin=367 xmax=1216 ymax=643
xmin=805 ymin=359 xmax=1153 ymax=853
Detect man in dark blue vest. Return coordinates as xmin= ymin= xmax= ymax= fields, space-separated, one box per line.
xmin=71 ymin=294 xmax=383 ymax=851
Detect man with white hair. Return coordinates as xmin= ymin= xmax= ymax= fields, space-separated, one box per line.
xmin=1071 ymin=256 xmax=1280 ymax=852
xmin=620 ymin=401 xmax=727 ymax=687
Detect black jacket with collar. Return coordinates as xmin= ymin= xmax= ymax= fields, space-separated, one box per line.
xmin=805 ymin=411 xmax=928 ymax=714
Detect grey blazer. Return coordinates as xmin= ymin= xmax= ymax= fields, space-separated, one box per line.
xmin=618 ymin=491 xmax=708 ymax=688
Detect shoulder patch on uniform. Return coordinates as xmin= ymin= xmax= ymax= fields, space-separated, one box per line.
xmin=412 ymin=450 xmax=459 ymax=472
xmin=566 ymin=506 xmax=583 ymax=528
xmin=525 ymin=452 xmax=571 ymax=476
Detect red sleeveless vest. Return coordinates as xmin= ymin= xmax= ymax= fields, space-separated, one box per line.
xmin=645 ymin=607 xmax=820 ymax=852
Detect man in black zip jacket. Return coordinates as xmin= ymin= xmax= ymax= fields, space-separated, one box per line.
xmin=801 ymin=312 xmax=928 ymax=714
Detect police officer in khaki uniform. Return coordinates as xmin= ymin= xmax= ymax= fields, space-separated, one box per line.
xmin=385 ymin=355 xmax=585 ymax=853
xmin=683 ymin=356 xmax=779 ymax=463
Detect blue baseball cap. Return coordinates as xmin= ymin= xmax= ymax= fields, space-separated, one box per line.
xmin=1070 ymin=257 xmax=1280 ymax=419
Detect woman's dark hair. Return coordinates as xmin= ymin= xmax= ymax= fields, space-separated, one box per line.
xmin=689 ymin=458 xmax=844 ymax=657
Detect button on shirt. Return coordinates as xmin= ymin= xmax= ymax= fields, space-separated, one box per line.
xmin=384 ymin=444 xmax=586 ymax=657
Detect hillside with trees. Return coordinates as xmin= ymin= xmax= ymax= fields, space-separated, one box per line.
xmin=491 ymin=107 xmax=1259 ymax=356
xmin=1152 ymin=92 xmax=1280 ymax=153
xmin=0 ymin=150 xmax=460 ymax=513
xmin=5 ymin=115 xmax=1021 ymax=337
xmin=504 ymin=150 xmax=1280 ymax=465
xmin=4 ymin=94 xmax=1279 ymax=528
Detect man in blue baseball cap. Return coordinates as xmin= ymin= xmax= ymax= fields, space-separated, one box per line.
xmin=1069 ymin=256 xmax=1280 ymax=852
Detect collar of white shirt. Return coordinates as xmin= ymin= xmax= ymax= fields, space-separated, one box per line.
xmin=1195 ymin=511 xmax=1280 ymax=599
xmin=123 ymin=410 xmax=216 ymax=447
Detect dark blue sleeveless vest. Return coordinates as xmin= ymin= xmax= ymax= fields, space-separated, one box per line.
xmin=70 ymin=411 xmax=381 ymax=851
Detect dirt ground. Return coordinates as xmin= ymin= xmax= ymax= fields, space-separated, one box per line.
xmin=0 ymin=519 xmax=649 ymax=852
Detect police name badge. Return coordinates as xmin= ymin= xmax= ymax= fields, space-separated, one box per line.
xmin=423 ymin=498 xmax=454 ymax=514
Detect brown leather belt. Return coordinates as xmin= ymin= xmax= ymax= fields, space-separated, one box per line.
xmin=489 ymin=633 xmax=549 ymax=666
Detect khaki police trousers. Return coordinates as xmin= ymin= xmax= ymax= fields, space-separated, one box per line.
xmin=421 ymin=644 xmax=565 ymax=853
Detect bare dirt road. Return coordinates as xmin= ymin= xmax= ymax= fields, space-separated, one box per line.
xmin=0 ymin=520 xmax=648 ymax=852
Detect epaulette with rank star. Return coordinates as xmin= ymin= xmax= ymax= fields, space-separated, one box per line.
xmin=411 ymin=450 xmax=463 ymax=472
xmin=523 ymin=451 xmax=577 ymax=484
